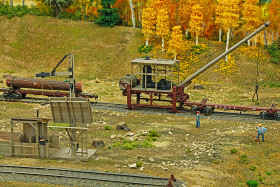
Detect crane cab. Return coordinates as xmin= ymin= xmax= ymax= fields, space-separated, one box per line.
xmin=119 ymin=58 xmax=187 ymax=112
xmin=119 ymin=58 xmax=180 ymax=92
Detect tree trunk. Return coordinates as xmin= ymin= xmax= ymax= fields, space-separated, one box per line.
xmin=146 ymin=38 xmax=149 ymax=46
xmin=246 ymin=32 xmax=250 ymax=46
xmin=22 ymin=0 xmax=24 ymax=6
xmin=225 ymin=28 xmax=230 ymax=62
xmin=254 ymin=36 xmax=257 ymax=46
xmin=219 ymin=27 xmax=222 ymax=42
xmin=264 ymin=30 xmax=267 ymax=46
xmin=196 ymin=32 xmax=198 ymax=46
xmin=272 ymin=30 xmax=274 ymax=43
xmin=3 ymin=0 xmax=5 ymax=4
xmin=162 ymin=36 xmax=164 ymax=52
xmin=6 ymin=76 xmax=83 ymax=92
xmin=129 ymin=0 xmax=136 ymax=27
xmin=9 ymin=0 xmax=12 ymax=6
xmin=185 ymin=28 xmax=189 ymax=37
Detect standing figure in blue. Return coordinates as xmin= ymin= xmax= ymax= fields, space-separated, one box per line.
xmin=255 ymin=124 xmax=267 ymax=142
xmin=196 ymin=111 xmax=202 ymax=128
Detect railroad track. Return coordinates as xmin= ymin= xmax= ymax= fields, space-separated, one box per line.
xmin=0 ymin=164 xmax=184 ymax=186
xmin=0 ymin=96 xmax=279 ymax=123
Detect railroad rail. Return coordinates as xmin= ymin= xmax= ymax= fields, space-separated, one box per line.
xmin=0 ymin=164 xmax=184 ymax=186
xmin=0 ymin=96 xmax=279 ymax=122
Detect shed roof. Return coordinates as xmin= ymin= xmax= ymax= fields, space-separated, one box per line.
xmin=131 ymin=58 xmax=179 ymax=66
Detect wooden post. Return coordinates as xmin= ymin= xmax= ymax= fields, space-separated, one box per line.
xmin=36 ymin=124 xmax=39 ymax=157
xmin=172 ymin=86 xmax=177 ymax=113
xmin=10 ymin=121 xmax=14 ymax=156
xmin=127 ymin=84 xmax=132 ymax=109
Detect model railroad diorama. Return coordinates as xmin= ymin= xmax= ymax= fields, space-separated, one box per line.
xmin=0 ymin=22 xmax=279 ymax=121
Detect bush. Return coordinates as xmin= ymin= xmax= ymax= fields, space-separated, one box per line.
xmin=246 ymin=180 xmax=258 ymax=187
xmin=136 ymin=161 xmax=143 ymax=167
xmin=230 ymin=148 xmax=238 ymax=154
xmin=213 ymin=160 xmax=220 ymax=164
xmin=266 ymin=171 xmax=271 ymax=175
xmin=250 ymin=166 xmax=256 ymax=171
xmin=104 ymin=125 xmax=111 ymax=130
xmin=0 ymin=3 xmax=51 ymax=18
xmin=240 ymin=154 xmax=249 ymax=164
xmin=266 ymin=38 xmax=280 ymax=64
xmin=149 ymin=130 xmax=161 ymax=137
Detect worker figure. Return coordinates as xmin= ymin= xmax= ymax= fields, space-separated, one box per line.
xmin=196 ymin=111 xmax=202 ymax=128
xmin=255 ymin=124 xmax=267 ymax=142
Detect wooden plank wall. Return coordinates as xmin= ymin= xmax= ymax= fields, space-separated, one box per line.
xmin=0 ymin=141 xmax=10 ymax=156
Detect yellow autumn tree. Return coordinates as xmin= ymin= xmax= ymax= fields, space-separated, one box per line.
xmin=242 ymin=0 xmax=261 ymax=46
xmin=142 ymin=7 xmax=156 ymax=46
xmin=178 ymin=0 xmax=198 ymax=36
xmin=268 ymin=0 xmax=280 ymax=43
xmin=215 ymin=0 xmax=225 ymax=41
xmin=222 ymin=0 xmax=239 ymax=61
xmin=156 ymin=7 xmax=170 ymax=52
xmin=168 ymin=26 xmax=184 ymax=60
xmin=189 ymin=4 xmax=203 ymax=46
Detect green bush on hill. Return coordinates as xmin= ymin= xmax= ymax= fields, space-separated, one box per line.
xmin=266 ymin=38 xmax=280 ymax=64
xmin=0 ymin=3 xmax=51 ymax=18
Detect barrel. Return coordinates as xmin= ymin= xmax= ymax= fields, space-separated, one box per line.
xmin=6 ymin=76 xmax=83 ymax=92
xmin=119 ymin=75 xmax=138 ymax=90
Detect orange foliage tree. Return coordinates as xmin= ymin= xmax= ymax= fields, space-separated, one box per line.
xmin=142 ymin=7 xmax=156 ymax=46
xmin=242 ymin=0 xmax=261 ymax=46
xmin=268 ymin=0 xmax=280 ymax=42
xmin=215 ymin=0 xmax=225 ymax=41
xmin=178 ymin=0 xmax=198 ymax=36
xmin=156 ymin=7 xmax=170 ymax=52
xmin=189 ymin=4 xmax=203 ymax=46
xmin=168 ymin=26 xmax=184 ymax=60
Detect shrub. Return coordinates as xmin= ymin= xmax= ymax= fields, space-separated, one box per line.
xmin=136 ymin=162 xmax=143 ymax=167
xmin=266 ymin=171 xmax=271 ymax=175
xmin=104 ymin=125 xmax=111 ymax=130
xmin=266 ymin=39 xmax=280 ymax=64
xmin=250 ymin=166 xmax=256 ymax=171
xmin=149 ymin=130 xmax=161 ymax=137
xmin=246 ymin=180 xmax=258 ymax=187
xmin=213 ymin=160 xmax=220 ymax=164
xmin=230 ymin=148 xmax=238 ymax=154
xmin=240 ymin=154 xmax=249 ymax=164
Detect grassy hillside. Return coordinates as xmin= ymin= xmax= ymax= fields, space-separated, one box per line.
xmin=0 ymin=15 xmax=280 ymax=106
xmin=0 ymin=15 xmax=141 ymax=80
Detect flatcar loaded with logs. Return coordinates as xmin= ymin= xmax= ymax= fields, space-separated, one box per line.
xmin=0 ymin=54 xmax=97 ymax=99
xmin=119 ymin=22 xmax=280 ymax=120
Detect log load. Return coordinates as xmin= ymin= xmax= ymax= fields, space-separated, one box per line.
xmin=6 ymin=76 xmax=83 ymax=92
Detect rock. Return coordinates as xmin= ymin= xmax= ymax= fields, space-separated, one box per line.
xmin=110 ymin=135 xmax=116 ymax=139
xmin=142 ymin=130 xmax=148 ymax=136
xmin=193 ymin=85 xmax=204 ymax=89
xmin=3 ymin=73 xmax=11 ymax=79
xmin=117 ymin=122 xmax=131 ymax=131
xmin=167 ymin=117 xmax=171 ymax=120
xmin=149 ymin=157 xmax=155 ymax=162
xmin=95 ymin=78 xmax=101 ymax=83
xmin=92 ymin=140 xmax=105 ymax=148
xmin=126 ymin=132 xmax=134 ymax=136
xmin=128 ymin=163 xmax=137 ymax=168
xmin=139 ymin=167 xmax=144 ymax=172
xmin=168 ymin=131 xmax=173 ymax=135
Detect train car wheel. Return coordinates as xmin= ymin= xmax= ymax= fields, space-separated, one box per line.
xmin=260 ymin=110 xmax=268 ymax=119
xmin=14 ymin=92 xmax=22 ymax=99
xmin=205 ymin=106 xmax=213 ymax=115
xmin=191 ymin=105 xmax=198 ymax=114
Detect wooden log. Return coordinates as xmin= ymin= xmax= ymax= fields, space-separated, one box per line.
xmin=6 ymin=76 xmax=83 ymax=92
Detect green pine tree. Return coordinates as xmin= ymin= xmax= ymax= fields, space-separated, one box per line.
xmin=95 ymin=0 xmax=120 ymax=27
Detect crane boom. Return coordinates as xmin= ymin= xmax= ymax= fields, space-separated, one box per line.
xmin=179 ymin=21 xmax=271 ymax=86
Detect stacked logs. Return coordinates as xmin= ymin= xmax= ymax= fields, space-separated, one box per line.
xmin=6 ymin=76 xmax=83 ymax=92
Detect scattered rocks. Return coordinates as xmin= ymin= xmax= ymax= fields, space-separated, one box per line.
xmin=110 ymin=135 xmax=116 ymax=139
xmin=128 ymin=163 xmax=137 ymax=168
xmin=92 ymin=140 xmax=105 ymax=148
xmin=117 ymin=122 xmax=131 ymax=131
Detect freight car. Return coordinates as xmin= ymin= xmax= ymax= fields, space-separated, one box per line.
xmin=0 ymin=54 xmax=97 ymax=99
xmin=0 ymin=76 xmax=97 ymax=99
xmin=119 ymin=22 xmax=280 ymax=120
